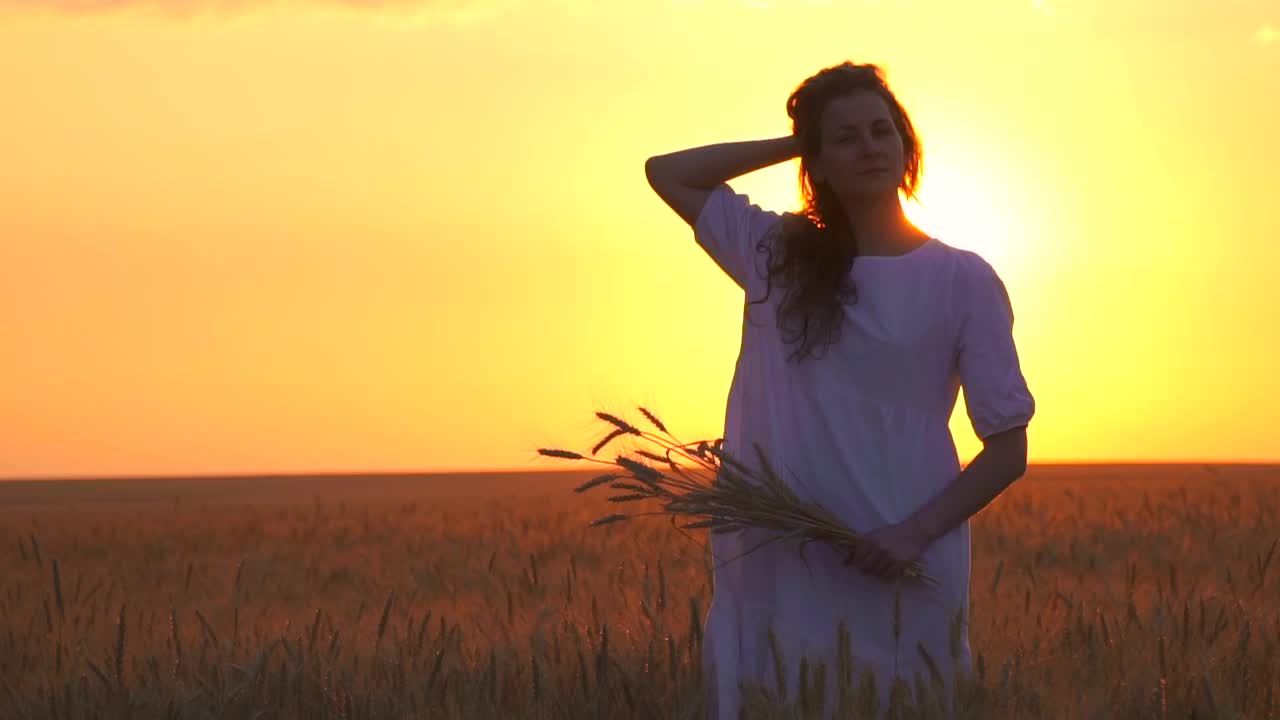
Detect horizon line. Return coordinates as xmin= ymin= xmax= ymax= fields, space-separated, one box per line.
xmin=2 ymin=459 xmax=1277 ymax=483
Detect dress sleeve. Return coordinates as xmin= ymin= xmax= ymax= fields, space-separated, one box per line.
xmin=955 ymin=253 xmax=1036 ymax=441
xmin=693 ymin=182 xmax=784 ymax=294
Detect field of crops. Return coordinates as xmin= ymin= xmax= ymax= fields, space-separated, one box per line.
xmin=0 ymin=464 xmax=1276 ymax=719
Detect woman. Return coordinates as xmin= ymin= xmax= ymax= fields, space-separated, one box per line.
xmin=644 ymin=61 xmax=1035 ymax=718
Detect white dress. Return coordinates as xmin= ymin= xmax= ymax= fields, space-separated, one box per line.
xmin=692 ymin=182 xmax=1035 ymax=719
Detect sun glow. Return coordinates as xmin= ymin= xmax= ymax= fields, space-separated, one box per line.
xmin=903 ymin=166 xmax=1020 ymax=269
xmin=752 ymin=162 xmax=1023 ymax=272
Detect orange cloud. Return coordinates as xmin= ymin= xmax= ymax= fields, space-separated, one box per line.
xmin=2 ymin=0 xmax=524 ymax=22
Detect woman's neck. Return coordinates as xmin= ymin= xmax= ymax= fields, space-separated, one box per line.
xmin=842 ymin=191 xmax=930 ymax=256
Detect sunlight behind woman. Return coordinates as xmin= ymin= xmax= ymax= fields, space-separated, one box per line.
xmin=903 ymin=162 xmax=1020 ymax=270
xmin=744 ymin=159 xmax=1023 ymax=273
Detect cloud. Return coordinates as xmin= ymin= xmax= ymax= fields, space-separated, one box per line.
xmin=0 ymin=0 xmax=527 ymax=23
xmin=1254 ymin=22 xmax=1278 ymax=45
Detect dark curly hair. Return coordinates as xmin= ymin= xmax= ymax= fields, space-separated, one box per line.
xmin=746 ymin=61 xmax=924 ymax=363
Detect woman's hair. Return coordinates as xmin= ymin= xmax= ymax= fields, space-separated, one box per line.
xmin=746 ymin=61 xmax=924 ymax=363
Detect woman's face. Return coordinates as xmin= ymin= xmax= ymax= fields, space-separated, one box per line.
xmin=809 ymin=91 xmax=906 ymax=201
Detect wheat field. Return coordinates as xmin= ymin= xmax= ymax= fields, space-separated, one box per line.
xmin=0 ymin=464 xmax=1276 ymax=719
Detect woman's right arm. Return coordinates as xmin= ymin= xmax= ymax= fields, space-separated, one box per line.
xmin=644 ymin=135 xmax=799 ymax=228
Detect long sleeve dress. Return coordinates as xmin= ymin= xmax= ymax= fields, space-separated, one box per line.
xmin=692 ymin=182 xmax=1036 ymax=719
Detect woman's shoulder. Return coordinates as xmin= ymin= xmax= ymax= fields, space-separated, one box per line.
xmin=931 ymin=240 xmax=1000 ymax=279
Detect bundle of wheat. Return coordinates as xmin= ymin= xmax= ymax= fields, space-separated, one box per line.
xmin=538 ymin=406 xmax=937 ymax=590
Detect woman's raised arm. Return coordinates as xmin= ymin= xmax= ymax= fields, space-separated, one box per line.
xmin=644 ymin=135 xmax=798 ymax=228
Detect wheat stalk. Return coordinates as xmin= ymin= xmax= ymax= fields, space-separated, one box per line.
xmin=538 ymin=405 xmax=939 ymax=590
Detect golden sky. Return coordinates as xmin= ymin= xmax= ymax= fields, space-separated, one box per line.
xmin=2 ymin=0 xmax=1277 ymax=480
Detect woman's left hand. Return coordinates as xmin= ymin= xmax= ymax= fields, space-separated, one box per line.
xmin=843 ymin=521 xmax=931 ymax=580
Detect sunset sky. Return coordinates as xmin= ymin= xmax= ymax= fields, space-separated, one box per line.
xmin=2 ymin=0 xmax=1277 ymax=480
